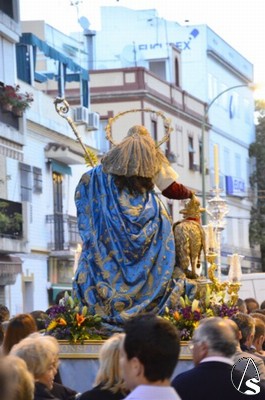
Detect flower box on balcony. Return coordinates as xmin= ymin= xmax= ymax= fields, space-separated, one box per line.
xmin=0 ymin=83 xmax=33 ymax=115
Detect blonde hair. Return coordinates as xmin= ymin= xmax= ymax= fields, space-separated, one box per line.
xmin=0 ymin=355 xmax=34 ymax=400
xmin=10 ymin=333 xmax=59 ymax=379
xmin=94 ymin=333 xmax=126 ymax=394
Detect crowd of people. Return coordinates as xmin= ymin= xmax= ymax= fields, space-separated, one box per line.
xmin=0 ymin=296 xmax=265 ymax=400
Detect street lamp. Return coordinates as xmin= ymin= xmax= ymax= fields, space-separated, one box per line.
xmin=201 ymin=83 xmax=256 ymax=225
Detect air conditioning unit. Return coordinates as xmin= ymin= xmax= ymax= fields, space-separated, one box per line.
xmin=87 ymin=112 xmax=100 ymax=131
xmin=74 ymin=107 xmax=89 ymax=124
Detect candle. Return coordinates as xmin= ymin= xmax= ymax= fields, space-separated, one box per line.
xmin=228 ymin=253 xmax=243 ymax=282
xmin=214 ymin=144 xmax=219 ymax=189
xmin=207 ymin=223 xmax=216 ymax=251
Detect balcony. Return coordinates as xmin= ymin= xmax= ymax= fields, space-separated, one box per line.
xmin=0 ymin=198 xmax=29 ymax=253
xmin=0 ymin=107 xmax=19 ymax=130
xmin=46 ymin=214 xmax=81 ymax=252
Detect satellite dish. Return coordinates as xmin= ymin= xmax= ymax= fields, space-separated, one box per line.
xmin=78 ymin=16 xmax=90 ymax=30
xmin=120 ymin=44 xmax=144 ymax=67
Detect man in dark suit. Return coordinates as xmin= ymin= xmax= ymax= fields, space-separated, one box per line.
xmin=171 ymin=317 xmax=265 ymax=400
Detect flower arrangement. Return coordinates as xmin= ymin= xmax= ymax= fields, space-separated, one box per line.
xmin=0 ymin=84 xmax=33 ymax=113
xmin=45 ymin=292 xmax=103 ymax=343
xmin=163 ymin=264 xmax=240 ymax=341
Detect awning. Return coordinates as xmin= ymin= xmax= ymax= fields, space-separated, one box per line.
xmin=0 ymin=255 xmax=22 ymax=276
xmin=19 ymin=33 xmax=88 ymax=81
xmin=51 ymin=160 xmax=72 ymax=176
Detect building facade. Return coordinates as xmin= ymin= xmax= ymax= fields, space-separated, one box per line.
xmin=0 ymin=5 xmax=96 ymax=314
xmin=93 ymin=6 xmax=260 ymax=272
xmin=1 ymin=11 xmax=209 ymax=314
xmin=0 ymin=4 xmax=261 ymax=315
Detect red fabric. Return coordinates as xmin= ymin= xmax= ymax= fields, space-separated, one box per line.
xmin=162 ymin=181 xmax=193 ymax=200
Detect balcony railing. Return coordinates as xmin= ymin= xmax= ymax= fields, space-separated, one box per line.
xmin=46 ymin=214 xmax=81 ymax=251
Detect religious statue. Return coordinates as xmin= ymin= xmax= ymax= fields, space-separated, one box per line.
xmin=173 ymin=195 xmax=206 ymax=278
xmin=54 ymin=103 xmax=199 ymax=330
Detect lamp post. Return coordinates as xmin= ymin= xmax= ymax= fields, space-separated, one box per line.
xmin=201 ymin=83 xmax=254 ymax=225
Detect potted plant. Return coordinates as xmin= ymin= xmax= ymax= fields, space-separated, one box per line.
xmin=0 ymin=84 xmax=19 ymax=112
xmin=0 ymin=83 xmax=33 ymax=115
xmin=12 ymin=87 xmax=34 ymax=116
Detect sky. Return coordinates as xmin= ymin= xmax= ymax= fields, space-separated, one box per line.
xmin=20 ymin=0 xmax=265 ymax=92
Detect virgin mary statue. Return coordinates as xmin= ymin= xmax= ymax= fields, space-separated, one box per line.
xmin=73 ymin=124 xmax=194 ymax=329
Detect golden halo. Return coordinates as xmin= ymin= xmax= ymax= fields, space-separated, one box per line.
xmin=105 ymin=108 xmax=173 ymax=148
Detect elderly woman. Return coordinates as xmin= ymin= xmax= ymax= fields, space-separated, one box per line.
xmin=10 ymin=333 xmax=78 ymax=400
xmin=79 ymin=333 xmax=126 ymax=400
xmin=10 ymin=334 xmax=62 ymax=400
xmin=0 ymin=354 xmax=34 ymax=400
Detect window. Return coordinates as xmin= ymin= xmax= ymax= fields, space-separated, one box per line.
xmin=235 ymin=153 xmax=241 ymax=178
xmin=0 ymin=1 xmax=14 ymax=19
xmin=208 ymin=73 xmax=218 ymax=102
xmin=174 ymin=58 xmax=179 ymax=87
xmin=93 ymin=119 xmax=110 ymax=154
xmin=176 ymin=126 xmax=184 ymax=166
xmin=33 ymin=167 xmax=43 ymax=193
xmin=149 ymin=60 xmax=166 ymax=81
xmin=19 ymin=163 xmax=32 ymax=202
xmin=229 ymin=92 xmax=239 ymax=119
xmin=150 ymin=119 xmax=158 ymax=142
xmin=199 ymin=140 xmax=203 ymax=173
xmin=165 ymin=133 xmax=171 ymax=158
xmin=188 ymin=137 xmax=195 ymax=170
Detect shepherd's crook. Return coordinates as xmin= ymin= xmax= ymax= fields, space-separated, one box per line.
xmin=54 ymin=98 xmax=97 ymax=167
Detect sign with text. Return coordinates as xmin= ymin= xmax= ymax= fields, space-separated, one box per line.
xmin=225 ymin=176 xmax=246 ymax=197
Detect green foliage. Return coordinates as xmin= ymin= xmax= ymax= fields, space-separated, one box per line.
xmin=249 ymin=100 xmax=265 ymax=270
xmin=0 ymin=201 xmax=23 ymax=237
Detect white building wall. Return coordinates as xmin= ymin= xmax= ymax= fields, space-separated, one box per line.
xmin=93 ymin=6 xmax=257 ymax=271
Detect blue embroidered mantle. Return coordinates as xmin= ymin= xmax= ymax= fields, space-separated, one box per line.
xmin=73 ymin=165 xmax=177 ymax=326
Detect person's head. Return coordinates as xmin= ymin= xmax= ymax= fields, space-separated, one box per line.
xmin=236 ymin=298 xmax=247 ymax=314
xmin=260 ymin=300 xmax=265 ymax=310
xmin=0 ymin=304 xmax=10 ymax=322
xmin=244 ymin=297 xmax=259 ymax=314
xmin=231 ymin=312 xmax=255 ymax=347
xmin=250 ymin=312 xmax=265 ymax=324
xmin=10 ymin=333 xmax=59 ymax=390
xmin=191 ymin=317 xmax=237 ymax=366
xmin=55 ymin=290 xmax=71 ymax=305
xmin=0 ymin=355 xmax=34 ymax=400
xmin=94 ymin=333 xmax=126 ymax=394
xmin=252 ymin=317 xmax=265 ymax=352
xmin=2 ymin=313 xmax=37 ymax=355
xmin=30 ymin=310 xmax=48 ymax=331
xmin=120 ymin=313 xmax=180 ymax=391
xmin=0 ymin=304 xmax=10 ymax=344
